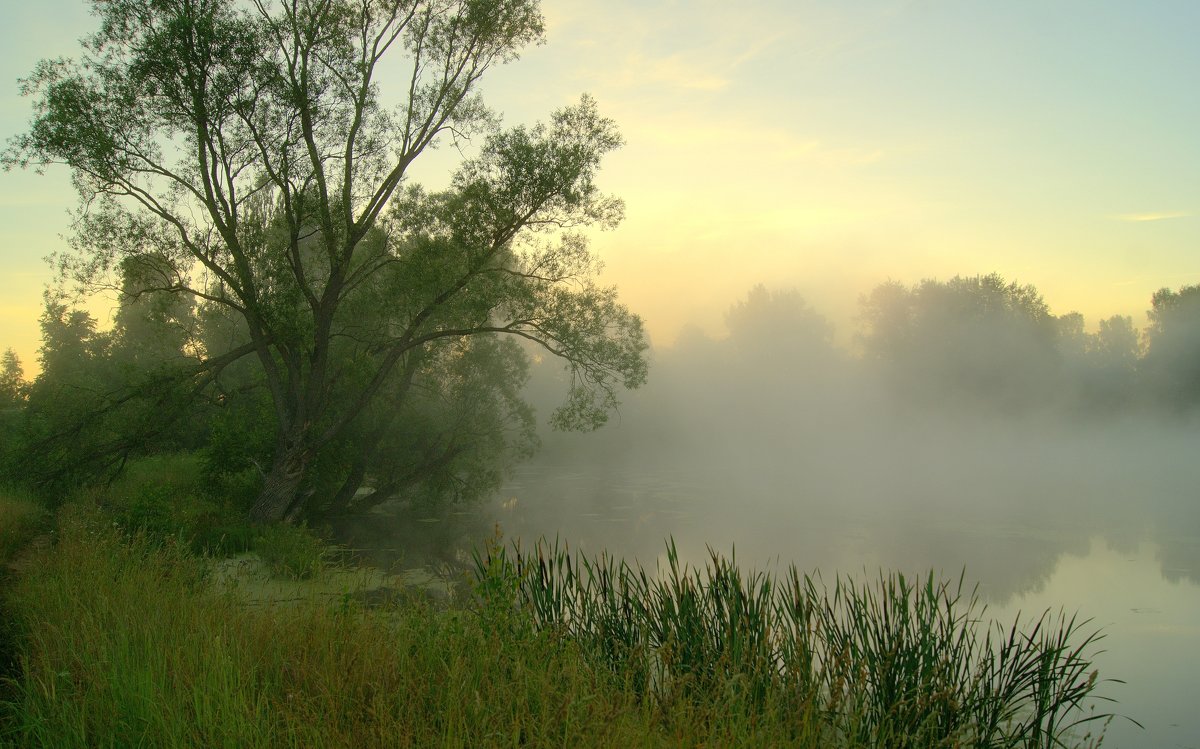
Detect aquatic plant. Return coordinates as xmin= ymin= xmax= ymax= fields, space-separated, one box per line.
xmin=472 ymin=537 xmax=1123 ymax=748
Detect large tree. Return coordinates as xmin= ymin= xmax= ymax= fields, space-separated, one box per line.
xmin=6 ymin=0 xmax=646 ymax=522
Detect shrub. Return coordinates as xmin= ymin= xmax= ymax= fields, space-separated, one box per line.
xmin=93 ymin=453 xmax=257 ymax=557
xmin=253 ymin=524 xmax=328 ymax=580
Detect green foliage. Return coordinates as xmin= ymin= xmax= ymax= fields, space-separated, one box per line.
xmin=0 ymin=352 xmax=28 ymax=484
xmin=0 ymin=350 xmax=24 ymax=410
xmin=199 ymin=395 xmax=273 ymax=511
xmin=0 ymin=490 xmax=45 ymax=565
xmin=91 ymin=454 xmax=255 ymax=557
xmin=5 ymin=0 xmax=648 ymax=523
xmin=7 ymin=295 xmax=206 ymax=500
xmin=253 ymin=524 xmax=328 ymax=581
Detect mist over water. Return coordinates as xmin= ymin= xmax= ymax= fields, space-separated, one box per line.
xmin=338 ymin=281 xmax=1200 ymax=745
xmin=466 ymin=284 xmax=1200 ymax=747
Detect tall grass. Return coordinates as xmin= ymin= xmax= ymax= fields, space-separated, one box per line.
xmin=1 ymin=505 xmax=800 ymax=748
xmin=0 ymin=502 xmax=1125 ymax=748
xmin=0 ymin=490 xmax=45 ymax=564
xmin=473 ymin=538 xmax=1122 ymax=748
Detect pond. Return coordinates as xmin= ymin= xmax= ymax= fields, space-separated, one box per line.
xmin=469 ymin=418 xmax=1200 ymax=748
xmin=335 ymin=414 xmax=1199 ymax=747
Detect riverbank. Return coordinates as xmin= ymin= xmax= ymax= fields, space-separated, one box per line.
xmin=0 ymin=491 xmax=1117 ymax=747
xmin=0 ymin=503 xmax=673 ymax=747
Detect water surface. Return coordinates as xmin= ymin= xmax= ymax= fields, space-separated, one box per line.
xmin=472 ymin=419 xmax=1200 ymax=748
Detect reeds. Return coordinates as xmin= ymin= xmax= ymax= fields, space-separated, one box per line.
xmin=472 ymin=537 xmax=1121 ymax=748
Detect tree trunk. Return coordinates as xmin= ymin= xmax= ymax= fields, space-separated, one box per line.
xmin=249 ymin=438 xmax=310 ymax=523
xmin=324 ymin=458 xmax=367 ymax=518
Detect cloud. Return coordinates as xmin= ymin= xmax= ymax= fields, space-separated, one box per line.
xmin=620 ymin=116 xmax=886 ymax=169
xmin=598 ymin=52 xmax=730 ymax=92
xmin=1112 ymin=211 xmax=1191 ymax=222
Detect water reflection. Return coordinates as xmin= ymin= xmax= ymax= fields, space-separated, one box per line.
xmin=333 ymin=417 xmax=1200 ymax=747
xmin=486 ymin=462 xmax=1192 ymax=607
xmin=468 ymin=436 xmax=1200 ymax=748
xmin=992 ymin=538 xmax=1200 ymax=749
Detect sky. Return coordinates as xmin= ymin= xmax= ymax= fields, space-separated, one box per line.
xmin=2 ymin=0 xmax=1198 ymax=370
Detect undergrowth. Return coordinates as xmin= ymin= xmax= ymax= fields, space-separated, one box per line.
xmin=0 ymin=502 xmax=1126 ymax=748
xmin=0 ymin=490 xmax=45 ymax=565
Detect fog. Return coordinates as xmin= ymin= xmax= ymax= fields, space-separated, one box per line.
xmin=448 ymin=282 xmax=1196 ymax=746
xmin=484 ymin=281 xmax=1195 ymax=597
xmin=337 ymin=278 xmax=1200 ymax=745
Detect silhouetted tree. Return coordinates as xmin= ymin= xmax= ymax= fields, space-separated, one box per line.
xmin=0 ymin=349 xmax=26 ymax=479
xmin=859 ymin=274 xmax=1058 ymax=412
xmin=1087 ymin=315 xmax=1139 ymax=409
xmin=0 ymin=349 xmax=24 ymax=411
xmin=726 ymin=284 xmax=835 ymax=363
xmin=1142 ymin=285 xmax=1200 ymax=410
xmin=6 ymin=0 xmax=647 ymax=521
xmin=14 ymin=303 xmax=117 ymax=494
xmin=1053 ymin=312 xmax=1139 ymax=413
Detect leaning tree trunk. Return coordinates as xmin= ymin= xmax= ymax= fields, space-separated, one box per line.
xmin=249 ymin=437 xmax=310 ymax=523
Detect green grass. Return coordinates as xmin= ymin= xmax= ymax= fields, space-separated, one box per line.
xmin=252 ymin=523 xmax=329 ymax=580
xmin=0 ymin=489 xmax=45 ymax=565
xmin=0 ymin=503 xmax=1123 ymax=748
xmin=0 ymin=506 xmax=722 ymax=748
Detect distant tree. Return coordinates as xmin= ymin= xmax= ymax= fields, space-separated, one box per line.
xmin=1053 ymin=312 xmax=1139 ymax=413
xmin=1089 ymin=315 xmax=1139 ymax=403
xmin=725 ymin=284 xmax=836 ymax=366
xmin=1054 ymin=312 xmax=1088 ymax=363
xmin=0 ymin=348 xmax=24 ymax=410
xmin=859 ymin=273 xmax=1058 ymax=411
xmin=109 ymin=254 xmax=197 ymax=376
xmin=15 ymin=287 xmax=227 ymax=498
xmin=1142 ymin=285 xmax=1200 ymax=409
xmin=0 ymin=348 xmax=27 ymax=479
xmin=15 ymin=303 xmax=117 ymax=494
xmin=6 ymin=0 xmax=647 ymax=522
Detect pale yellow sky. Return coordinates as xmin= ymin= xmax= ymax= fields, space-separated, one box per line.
xmin=3 ymin=0 xmax=1198 ymax=370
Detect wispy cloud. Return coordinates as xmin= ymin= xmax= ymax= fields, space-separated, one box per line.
xmin=1112 ymin=211 xmax=1191 ymax=222
xmin=632 ymin=53 xmax=730 ymax=91
xmin=623 ymin=117 xmax=886 ymax=169
xmin=730 ymin=32 xmax=786 ymax=68
xmin=581 ymin=48 xmax=739 ymax=92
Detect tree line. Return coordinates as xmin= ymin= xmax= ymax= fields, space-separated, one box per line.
xmin=654 ymin=275 xmax=1200 ymax=423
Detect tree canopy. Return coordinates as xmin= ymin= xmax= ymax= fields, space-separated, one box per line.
xmin=1143 ymin=284 xmax=1200 ymax=410
xmin=5 ymin=0 xmax=647 ymax=522
xmin=858 ymin=274 xmax=1061 ymax=410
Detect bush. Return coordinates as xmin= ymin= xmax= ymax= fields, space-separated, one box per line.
xmin=94 ymin=453 xmax=257 ymax=557
xmin=253 ymin=524 xmax=328 ymax=580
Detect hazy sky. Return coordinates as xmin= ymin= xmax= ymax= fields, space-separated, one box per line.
xmin=3 ymin=0 xmax=1198 ymax=368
